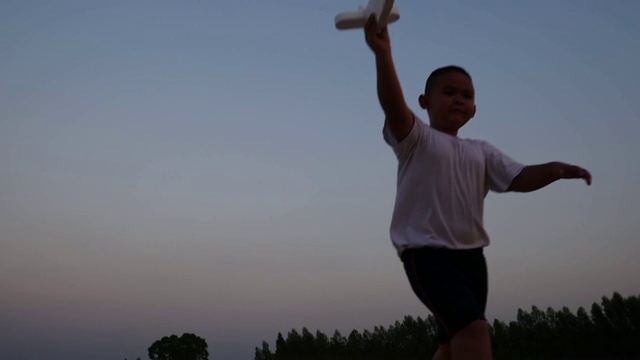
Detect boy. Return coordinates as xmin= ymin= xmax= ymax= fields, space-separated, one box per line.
xmin=363 ymin=16 xmax=591 ymax=360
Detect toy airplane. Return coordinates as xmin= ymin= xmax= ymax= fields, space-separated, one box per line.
xmin=335 ymin=0 xmax=400 ymax=30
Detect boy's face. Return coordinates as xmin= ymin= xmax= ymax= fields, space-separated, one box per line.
xmin=419 ymin=72 xmax=476 ymax=135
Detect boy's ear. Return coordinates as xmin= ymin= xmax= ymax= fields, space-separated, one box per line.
xmin=418 ymin=94 xmax=429 ymax=110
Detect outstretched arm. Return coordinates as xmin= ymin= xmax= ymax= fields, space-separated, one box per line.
xmin=364 ymin=15 xmax=413 ymax=143
xmin=507 ymin=162 xmax=592 ymax=192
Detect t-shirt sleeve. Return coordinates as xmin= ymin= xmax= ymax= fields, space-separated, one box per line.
xmin=382 ymin=113 xmax=425 ymax=161
xmin=483 ymin=141 xmax=526 ymax=193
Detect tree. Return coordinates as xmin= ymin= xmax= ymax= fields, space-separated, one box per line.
xmin=315 ymin=329 xmax=330 ymax=356
xmin=256 ymin=291 xmax=640 ymax=360
xmin=274 ymin=332 xmax=288 ymax=360
xmin=148 ymin=333 xmax=209 ymax=360
xmin=254 ymin=341 xmax=273 ymax=360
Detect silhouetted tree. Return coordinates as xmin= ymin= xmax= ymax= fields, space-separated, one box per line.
xmin=254 ymin=341 xmax=273 ymax=360
xmin=315 ymin=329 xmax=330 ymax=357
xmin=256 ymin=291 xmax=640 ymax=360
xmin=148 ymin=333 xmax=208 ymax=360
xmin=328 ymin=330 xmax=346 ymax=359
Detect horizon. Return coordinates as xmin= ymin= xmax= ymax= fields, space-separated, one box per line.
xmin=2 ymin=1 xmax=639 ymax=359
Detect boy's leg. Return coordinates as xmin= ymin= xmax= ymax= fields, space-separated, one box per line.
xmin=432 ymin=342 xmax=451 ymax=360
xmin=450 ymin=249 xmax=492 ymax=359
xmin=450 ymin=320 xmax=492 ymax=360
xmin=401 ymin=247 xmax=491 ymax=360
xmin=451 ymin=250 xmax=492 ymax=360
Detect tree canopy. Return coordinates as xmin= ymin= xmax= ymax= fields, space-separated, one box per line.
xmin=256 ymin=291 xmax=640 ymax=360
xmin=148 ymin=332 xmax=209 ymax=360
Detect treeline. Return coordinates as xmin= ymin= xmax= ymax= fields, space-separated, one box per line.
xmin=255 ymin=291 xmax=640 ymax=360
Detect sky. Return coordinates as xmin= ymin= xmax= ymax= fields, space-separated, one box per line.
xmin=1 ymin=0 xmax=639 ymax=359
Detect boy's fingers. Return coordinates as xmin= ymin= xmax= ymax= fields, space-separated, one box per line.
xmin=365 ymin=14 xmax=376 ymax=33
xmin=576 ymin=167 xmax=591 ymax=185
xmin=563 ymin=165 xmax=591 ymax=185
xmin=583 ymin=170 xmax=592 ymax=185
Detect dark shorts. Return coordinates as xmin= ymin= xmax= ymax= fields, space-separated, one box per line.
xmin=401 ymin=246 xmax=488 ymax=343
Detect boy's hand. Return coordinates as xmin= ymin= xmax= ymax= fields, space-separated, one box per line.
xmin=365 ymin=15 xmax=391 ymax=56
xmin=551 ymin=162 xmax=592 ymax=185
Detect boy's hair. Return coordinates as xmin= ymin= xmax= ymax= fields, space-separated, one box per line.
xmin=424 ymin=65 xmax=472 ymax=94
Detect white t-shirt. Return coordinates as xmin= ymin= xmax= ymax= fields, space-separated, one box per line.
xmin=383 ymin=114 xmax=525 ymax=255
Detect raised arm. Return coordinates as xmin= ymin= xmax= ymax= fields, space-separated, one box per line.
xmin=364 ymin=15 xmax=413 ymax=143
xmin=507 ymin=162 xmax=592 ymax=192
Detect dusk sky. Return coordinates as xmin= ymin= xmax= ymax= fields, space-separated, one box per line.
xmin=1 ymin=1 xmax=639 ymax=359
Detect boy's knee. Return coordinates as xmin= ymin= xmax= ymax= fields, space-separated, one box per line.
xmin=450 ymin=320 xmax=493 ymax=359
xmin=432 ymin=343 xmax=452 ymax=360
xmin=454 ymin=319 xmax=490 ymax=342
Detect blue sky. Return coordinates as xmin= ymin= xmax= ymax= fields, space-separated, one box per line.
xmin=1 ymin=1 xmax=639 ymax=359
